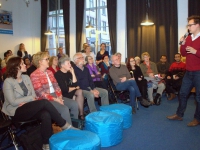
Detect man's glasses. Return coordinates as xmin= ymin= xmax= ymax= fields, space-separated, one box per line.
xmin=187 ymin=23 xmax=196 ymax=27
xmin=77 ymin=57 xmax=84 ymax=60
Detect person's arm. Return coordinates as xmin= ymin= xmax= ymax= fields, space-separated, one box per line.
xmin=109 ymin=67 xmax=121 ymax=84
xmin=3 ymin=79 xmax=34 ymax=107
xmin=86 ymin=67 xmax=96 ymax=90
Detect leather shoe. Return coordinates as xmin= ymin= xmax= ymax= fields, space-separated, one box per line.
xmin=187 ymin=119 xmax=200 ymax=127
xmin=166 ymin=114 xmax=183 ymax=121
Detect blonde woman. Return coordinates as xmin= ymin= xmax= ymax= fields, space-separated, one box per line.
xmin=140 ymin=52 xmax=165 ymax=105
xmin=30 ymin=52 xmax=79 ymax=125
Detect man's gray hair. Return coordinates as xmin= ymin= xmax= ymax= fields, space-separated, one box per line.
xmin=73 ymin=52 xmax=83 ymax=63
xmin=58 ymin=56 xmax=70 ymax=68
xmin=114 ymin=52 xmax=122 ymax=56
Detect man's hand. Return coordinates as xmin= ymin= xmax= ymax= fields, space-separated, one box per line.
xmin=120 ymin=77 xmax=127 ymax=82
xmin=186 ymin=46 xmax=197 ymax=54
xmin=91 ymin=89 xmax=99 ymax=98
xmin=167 ymin=76 xmax=171 ymax=79
xmin=129 ymin=77 xmax=135 ymax=80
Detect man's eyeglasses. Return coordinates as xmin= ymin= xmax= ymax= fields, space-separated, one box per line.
xmin=42 ymin=58 xmax=50 ymax=61
xmin=187 ymin=23 xmax=196 ymax=27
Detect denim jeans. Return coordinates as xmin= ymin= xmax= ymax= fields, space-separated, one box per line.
xmin=176 ymin=71 xmax=200 ymax=121
xmin=116 ymin=80 xmax=141 ymax=108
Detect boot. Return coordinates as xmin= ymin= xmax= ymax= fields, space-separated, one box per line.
xmin=168 ymin=93 xmax=176 ymax=100
xmin=154 ymin=93 xmax=161 ymax=105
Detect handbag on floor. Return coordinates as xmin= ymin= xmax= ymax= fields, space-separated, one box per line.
xmin=19 ymin=125 xmax=43 ymax=150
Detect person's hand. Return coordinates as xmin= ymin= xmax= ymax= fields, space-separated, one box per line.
xmin=148 ymin=73 xmax=154 ymax=78
xmin=120 ymin=77 xmax=127 ymax=82
xmin=129 ymin=77 xmax=135 ymax=80
xmin=91 ymin=74 xmax=95 ymax=77
xmin=138 ymin=77 xmax=142 ymax=81
xmin=167 ymin=76 xmax=171 ymax=79
xmin=180 ymin=36 xmax=186 ymax=45
xmin=54 ymin=97 xmax=64 ymax=105
xmin=186 ymin=46 xmax=197 ymax=54
xmin=76 ymin=86 xmax=80 ymax=90
xmin=70 ymin=67 xmax=75 ymax=74
xmin=19 ymin=102 xmax=25 ymax=107
xmin=91 ymin=89 xmax=99 ymax=98
xmin=97 ymin=72 xmax=101 ymax=74
xmin=174 ymin=76 xmax=179 ymax=80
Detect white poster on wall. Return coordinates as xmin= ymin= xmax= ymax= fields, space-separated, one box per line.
xmin=0 ymin=10 xmax=13 ymax=35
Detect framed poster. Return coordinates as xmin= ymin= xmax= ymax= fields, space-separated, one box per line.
xmin=0 ymin=10 xmax=13 ymax=34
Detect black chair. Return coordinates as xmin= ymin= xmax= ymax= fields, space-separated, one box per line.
xmin=107 ymin=75 xmax=139 ymax=110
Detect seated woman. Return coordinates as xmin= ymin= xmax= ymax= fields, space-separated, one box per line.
xmin=54 ymin=56 xmax=85 ymax=120
xmin=48 ymin=56 xmax=59 ymax=74
xmin=2 ymin=57 xmax=74 ymax=150
xmin=99 ymin=55 xmax=111 ymax=82
xmin=30 ymin=52 xmax=79 ymax=125
xmin=82 ymin=45 xmax=96 ymax=62
xmin=139 ymin=52 xmax=165 ymax=105
xmin=85 ymin=56 xmax=107 ymax=90
xmin=127 ymin=57 xmax=148 ymax=101
xmin=23 ymin=57 xmax=31 ymax=69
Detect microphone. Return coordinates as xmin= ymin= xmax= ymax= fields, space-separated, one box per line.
xmin=179 ymin=33 xmax=189 ymax=45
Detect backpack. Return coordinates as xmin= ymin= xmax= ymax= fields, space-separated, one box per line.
xmin=19 ymin=125 xmax=43 ymax=150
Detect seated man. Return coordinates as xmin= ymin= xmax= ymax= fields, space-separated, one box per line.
xmin=109 ymin=55 xmax=150 ymax=113
xmin=165 ymin=53 xmax=186 ymax=100
xmin=73 ymin=53 xmax=109 ymax=112
xmin=156 ymin=55 xmax=170 ymax=78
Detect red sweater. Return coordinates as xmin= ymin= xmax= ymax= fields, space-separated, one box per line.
xmin=30 ymin=68 xmax=62 ymax=100
xmin=180 ymin=35 xmax=200 ymax=71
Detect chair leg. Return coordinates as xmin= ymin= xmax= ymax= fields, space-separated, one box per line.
xmin=8 ymin=127 xmax=19 ymax=150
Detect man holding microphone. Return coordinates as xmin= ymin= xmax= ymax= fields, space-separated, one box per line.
xmin=167 ymin=15 xmax=200 ymax=127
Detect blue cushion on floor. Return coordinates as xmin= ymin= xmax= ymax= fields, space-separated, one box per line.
xmin=100 ymin=104 xmax=132 ymax=129
xmin=85 ymin=111 xmax=123 ymax=147
xmin=49 ymin=129 xmax=100 ymax=150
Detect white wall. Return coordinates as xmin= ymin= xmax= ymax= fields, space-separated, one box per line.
xmin=0 ymin=0 xmax=41 ymax=58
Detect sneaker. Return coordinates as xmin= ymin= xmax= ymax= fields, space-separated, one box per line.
xmin=42 ymin=144 xmax=50 ymax=150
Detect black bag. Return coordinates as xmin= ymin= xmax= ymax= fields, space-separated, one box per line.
xmin=19 ymin=125 xmax=43 ymax=150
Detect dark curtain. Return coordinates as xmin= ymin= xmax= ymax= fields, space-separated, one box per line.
xmin=126 ymin=0 xmax=178 ymax=63
xmin=188 ymin=0 xmax=200 ymax=16
xmin=41 ymin=0 xmax=48 ymax=52
xmin=107 ymin=0 xmax=117 ymax=54
xmin=63 ymin=0 xmax=70 ymax=56
xmin=76 ymin=0 xmax=85 ymax=52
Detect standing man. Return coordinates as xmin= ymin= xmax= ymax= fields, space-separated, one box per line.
xmin=167 ymin=15 xmax=200 ymax=127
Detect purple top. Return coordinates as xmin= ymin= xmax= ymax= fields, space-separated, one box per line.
xmin=86 ymin=64 xmax=102 ymax=81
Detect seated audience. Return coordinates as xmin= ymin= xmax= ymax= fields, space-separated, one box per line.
xmin=7 ymin=50 xmax=13 ymax=56
xmin=30 ymin=52 xmax=79 ymax=125
xmin=57 ymin=47 xmax=66 ymax=59
xmin=27 ymin=54 xmax=37 ymax=76
xmin=140 ymin=52 xmax=165 ymax=105
xmin=23 ymin=57 xmax=31 ymax=69
xmin=1 ymin=51 xmax=9 ymax=70
xmin=109 ymin=55 xmax=150 ymax=113
xmin=165 ymin=53 xmax=186 ymax=100
xmin=99 ymin=55 xmax=111 ymax=82
xmin=48 ymin=56 xmax=59 ymax=74
xmin=96 ymin=43 xmax=109 ymax=65
xmin=85 ymin=56 xmax=107 ymax=90
xmin=2 ymin=57 xmax=75 ymax=150
xmin=82 ymin=46 xmax=96 ymax=62
xmin=54 ymin=56 xmax=85 ymax=120
xmin=127 ymin=57 xmax=148 ymax=101
xmin=73 ymin=53 xmax=109 ymax=112
xmin=134 ymin=56 xmax=141 ymax=66
xmin=156 ymin=55 xmax=170 ymax=78
xmin=80 ymin=43 xmax=88 ymax=53
xmin=115 ymin=52 xmax=126 ymax=65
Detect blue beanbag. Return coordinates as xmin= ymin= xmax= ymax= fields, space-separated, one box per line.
xmin=85 ymin=111 xmax=123 ymax=147
xmin=49 ymin=129 xmax=100 ymax=150
xmin=100 ymin=104 xmax=132 ymax=129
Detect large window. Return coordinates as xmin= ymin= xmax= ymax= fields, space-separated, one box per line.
xmin=46 ymin=0 xmax=65 ymax=56
xmin=85 ymin=0 xmax=111 ymax=54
